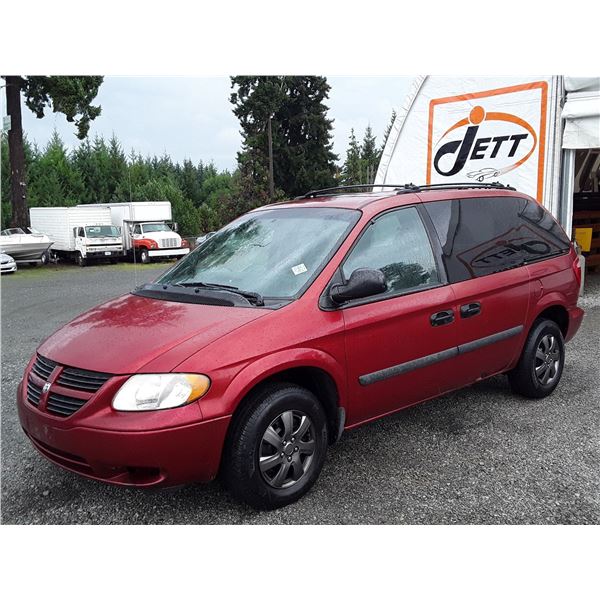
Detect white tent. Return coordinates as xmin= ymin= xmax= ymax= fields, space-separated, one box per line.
xmin=562 ymin=77 xmax=600 ymax=149
xmin=375 ymin=76 xmax=600 ymax=232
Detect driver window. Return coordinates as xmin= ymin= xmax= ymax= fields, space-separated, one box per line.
xmin=342 ymin=207 xmax=440 ymax=296
xmin=133 ymin=224 xmax=142 ymax=235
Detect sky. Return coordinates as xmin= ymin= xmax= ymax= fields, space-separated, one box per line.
xmin=13 ymin=77 xmax=412 ymax=171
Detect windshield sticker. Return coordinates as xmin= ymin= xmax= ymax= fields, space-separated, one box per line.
xmin=291 ymin=263 xmax=308 ymax=276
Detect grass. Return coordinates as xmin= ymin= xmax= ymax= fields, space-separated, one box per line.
xmin=1 ymin=260 xmax=172 ymax=280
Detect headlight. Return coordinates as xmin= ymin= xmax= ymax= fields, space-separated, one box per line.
xmin=112 ymin=373 xmax=210 ymax=411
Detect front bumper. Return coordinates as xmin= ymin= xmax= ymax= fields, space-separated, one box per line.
xmin=17 ymin=380 xmax=231 ymax=487
xmin=86 ymin=251 xmax=122 ymax=258
xmin=1 ymin=262 xmax=17 ymax=273
xmin=149 ymin=248 xmax=190 ymax=258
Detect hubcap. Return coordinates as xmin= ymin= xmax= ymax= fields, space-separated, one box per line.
xmin=534 ymin=334 xmax=561 ymax=385
xmin=259 ymin=410 xmax=316 ymax=489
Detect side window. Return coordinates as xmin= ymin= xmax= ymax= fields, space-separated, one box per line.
xmin=425 ymin=197 xmax=571 ymax=283
xmin=132 ymin=224 xmax=142 ymax=235
xmin=342 ymin=207 xmax=440 ymax=297
xmin=77 ymin=227 xmax=84 ymax=237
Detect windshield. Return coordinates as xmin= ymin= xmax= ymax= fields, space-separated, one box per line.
xmin=156 ymin=207 xmax=359 ymax=299
xmin=1 ymin=228 xmax=25 ymax=236
xmin=85 ymin=225 xmax=120 ymax=238
xmin=142 ymin=223 xmax=172 ymax=233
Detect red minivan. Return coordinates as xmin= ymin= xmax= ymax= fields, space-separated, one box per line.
xmin=17 ymin=183 xmax=584 ymax=509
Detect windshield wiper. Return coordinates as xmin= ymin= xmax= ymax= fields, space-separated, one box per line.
xmin=173 ymin=282 xmax=264 ymax=306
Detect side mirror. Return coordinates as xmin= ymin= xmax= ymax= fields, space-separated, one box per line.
xmin=172 ymin=222 xmax=179 ymax=232
xmin=330 ymin=268 xmax=387 ymax=304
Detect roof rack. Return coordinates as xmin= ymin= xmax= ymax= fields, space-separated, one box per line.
xmin=299 ymin=181 xmax=514 ymax=199
xmin=298 ymin=184 xmax=413 ymax=199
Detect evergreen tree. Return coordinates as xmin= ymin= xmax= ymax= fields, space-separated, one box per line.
xmin=106 ymin=134 xmax=127 ymax=201
xmin=27 ymin=131 xmax=83 ymax=207
xmin=361 ymin=125 xmax=380 ymax=185
xmin=230 ymin=76 xmax=337 ymax=199
xmin=341 ymin=129 xmax=362 ymax=185
xmin=180 ymin=158 xmax=203 ymax=206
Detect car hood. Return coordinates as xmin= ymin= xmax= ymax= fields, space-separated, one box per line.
xmin=38 ymin=293 xmax=270 ymax=374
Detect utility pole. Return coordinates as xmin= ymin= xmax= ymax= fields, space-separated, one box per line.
xmin=4 ymin=76 xmax=29 ymax=228
xmin=267 ymin=115 xmax=275 ymax=200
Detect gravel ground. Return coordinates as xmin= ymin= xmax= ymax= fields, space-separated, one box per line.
xmin=1 ymin=263 xmax=599 ymax=524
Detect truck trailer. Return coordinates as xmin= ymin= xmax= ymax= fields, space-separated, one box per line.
xmin=29 ymin=206 xmax=124 ymax=266
xmin=84 ymin=202 xmax=190 ymax=263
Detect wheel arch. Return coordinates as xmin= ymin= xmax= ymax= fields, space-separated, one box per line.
xmin=222 ymin=353 xmax=346 ymax=447
xmin=532 ymin=304 xmax=569 ymax=338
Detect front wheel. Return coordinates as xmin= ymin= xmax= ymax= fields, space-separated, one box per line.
xmin=508 ymin=319 xmax=565 ymax=399
xmin=138 ymin=249 xmax=150 ymax=264
xmin=77 ymin=253 xmax=87 ymax=267
xmin=222 ymin=383 xmax=328 ymax=509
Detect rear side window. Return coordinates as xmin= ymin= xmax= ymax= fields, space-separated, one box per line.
xmin=342 ymin=206 xmax=440 ymax=296
xmin=424 ymin=196 xmax=570 ymax=282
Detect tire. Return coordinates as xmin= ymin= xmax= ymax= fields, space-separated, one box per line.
xmin=222 ymin=383 xmax=329 ymax=510
xmin=508 ymin=319 xmax=565 ymax=399
xmin=40 ymin=251 xmax=49 ymax=265
xmin=77 ymin=253 xmax=87 ymax=267
xmin=139 ymin=249 xmax=150 ymax=264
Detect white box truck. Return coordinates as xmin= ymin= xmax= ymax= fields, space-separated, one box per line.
xmin=30 ymin=206 xmax=124 ymax=267
xmin=84 ymin=202 xmax=190 ymax=263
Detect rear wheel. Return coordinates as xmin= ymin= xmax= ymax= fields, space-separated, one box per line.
xmin=508 ymin=319 xmax=565 ymax=399
xmin=222 ymin=383 xmax=328 ymax=509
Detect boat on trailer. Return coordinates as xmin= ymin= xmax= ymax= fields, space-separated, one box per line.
xmin=0 ymin=228 xmax=53 ymax=264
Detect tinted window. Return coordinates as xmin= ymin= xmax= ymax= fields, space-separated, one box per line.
xmin=424 ymin=197 xmax=570 ymax=282
xmin=342 ymin=207 xmax=440 ymax=296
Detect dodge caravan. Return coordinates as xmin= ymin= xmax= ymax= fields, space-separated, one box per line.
xmin=17 ymin=183 xmax=584 ymax=509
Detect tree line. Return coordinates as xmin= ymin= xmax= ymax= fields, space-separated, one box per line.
xmin=2 ymin=76 xmax=396 ymax=235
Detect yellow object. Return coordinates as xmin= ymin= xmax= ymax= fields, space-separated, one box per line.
xmin=574 ymin=228 xmax=593 ymax=252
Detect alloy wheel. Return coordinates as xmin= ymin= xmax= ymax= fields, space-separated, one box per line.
xmin=259 ymin=410 xmax=316 ymax=489
xmin=534 ymin=334 xmax=561 ymax=385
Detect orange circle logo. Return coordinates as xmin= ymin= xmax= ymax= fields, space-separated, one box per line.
xmin=469 ymin=106 xmax=485 ymax=125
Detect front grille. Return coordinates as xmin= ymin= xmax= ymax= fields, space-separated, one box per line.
xmin=27 ymin=379 xmax=42 ymax=407
xmin=32 ymin=354 xmax=57 ymax=380
xmin=159 ymin=237 xmax=178 ymax=249
xmin=27 ymin=354 xmax=113 ymax=418
xmin=57 ymin=366 xmax=111 ymax=392
xmin=46 ymin=392 xmax=87 ymax=417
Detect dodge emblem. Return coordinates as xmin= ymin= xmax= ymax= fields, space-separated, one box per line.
xmin=42 ymin=382 xmax=51 ymax=393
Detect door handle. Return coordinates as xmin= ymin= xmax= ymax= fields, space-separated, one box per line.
xmin=460 ymin=302 xmax=481 ymax=318
xmin=430 ymin=309 xmax=454 ymax=327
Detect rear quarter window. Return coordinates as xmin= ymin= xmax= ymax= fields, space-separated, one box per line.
xmin=424 ymin=196 xmax=570 ymax=282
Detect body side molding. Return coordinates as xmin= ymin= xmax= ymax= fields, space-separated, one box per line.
xmin=358 ymin=325 xmax=524 ymax=386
